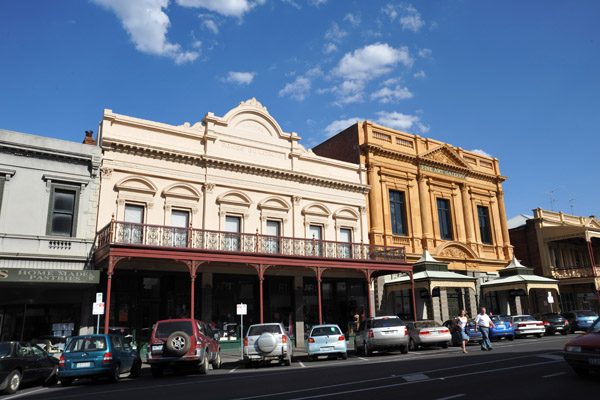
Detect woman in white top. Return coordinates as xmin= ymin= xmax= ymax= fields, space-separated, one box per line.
xmin=455 ymin=309 xmax=469 ymax=354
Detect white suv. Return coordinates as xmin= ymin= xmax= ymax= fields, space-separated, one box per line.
xmin=244 ymin=323 xmax=293 ymax=368
xmin=354 ymin=316 xmax=409 ymax=356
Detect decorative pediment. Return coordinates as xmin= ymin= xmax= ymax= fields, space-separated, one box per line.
xmin=333 ymin=207 xmax=360 ymax=221
xmin=258 ymin=196 xmax=291 ymax=211
xmin=302 ymin=203 xmax=331 ymax=217
xmin=115 ymin=176 xmax=157 ymax=195
xmin=586 ymin=218 xmax=600 ymax=229
xmin=420 ymin=145 xmax=472 ymax=170
xmin=217 ymin=190 xmax=252 ymax=207
xmin=162 ymin=183 xmax=201 ymax=201
xmin=435 ymin=242 xmax=478 ymax=260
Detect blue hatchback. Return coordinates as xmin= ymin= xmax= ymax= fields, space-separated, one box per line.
xmin=58 ymin=334 xmax=141 ymax=386
xmin=490 ymin=315 xmax=515 ymax=341
xmin=561 ymin=310 xmax=599 ymax=333
xmin=307 ymin=325 xmax=347 ymax=360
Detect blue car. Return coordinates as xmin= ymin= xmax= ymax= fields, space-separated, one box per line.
xmin=58 ymin=334 xmax=141 ymax=386
xmin=443 ymin=319 xmax=482 ymax=346
xmin=561 ymin=310 xmax=599 ymax=333
xmin=490 ymin=315 xmax=515 ymax=341
xmin=307 ymin=324 xmax=347 ymax=360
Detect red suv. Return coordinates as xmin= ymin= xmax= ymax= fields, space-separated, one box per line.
xmin=147 ymin=319 xmax=220 ymax=377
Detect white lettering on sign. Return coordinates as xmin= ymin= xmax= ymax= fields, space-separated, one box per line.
xmin=221 ymin=142 xmax=286 ymax=159
xmin=236 ymin=303 xmax=247 ymax=315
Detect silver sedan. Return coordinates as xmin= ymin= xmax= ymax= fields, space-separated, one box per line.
xmin=407 ymin=320 xmax=452 ymax=350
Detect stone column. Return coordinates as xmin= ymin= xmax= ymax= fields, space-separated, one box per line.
xmin=418 ymin=174 xmax=433 ymax=249
xmin=201 ymin=272 xmax=213 ymax=323
xmin=367 ymin=163 xmax=384 ymax=244
xmin=461 ymin=184 xmax=476 ymax=246
xmin=294 ymin=275 xmax=304 ymax=348
xmin=439 ymin=288 xmax=449 ymax=322
xmin=496 ymin=188 xmax=511 ymax=258
xmin=431 ymin=291 xmax=442 ymax=323
xmin=466 ymin=288 xmax=477 ymax=318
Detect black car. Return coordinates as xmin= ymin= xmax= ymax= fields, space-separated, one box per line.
xmin=0 ymin=342 xmax=58 ymax=394
xmin=534 ymin=313 xmax=569 ymax=335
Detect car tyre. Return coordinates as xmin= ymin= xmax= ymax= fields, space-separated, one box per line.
xmin=110 ymin=364 xmax=120 ymax=383
xmin=245 ymin=360 xmax=252 ymax=369
xmin=212 ymin=351 xmax=221 ymax=370
xmin=409 ymin=339 xmax=418 ymax=351
xmin=44 ymin=366 xmax=59 ymax=386
xmin=507 ymin=335 xmax=514 ymax=341
xmin=364 ymin=342 xmax=373 ymax=357
xmin=3 ymin=370 xmax=21 ymax=394
xmin=166 ymin=331 xmax=191 ymax=356
xmin=561 ymin=330 xmax=568 ymax=336
xmin=442 ymin=342 xmax=449 ymax=349
xmin=199 ymin=350 xmax=210 ymax=374
xmin=130 ymin=360 xmax=142 ymax=377
xmin=284 ymin=351 xmax=292 ymax=366
xmin=354 ymin=341 xmax=361 ymax=355
xmin=400 ymin=345 xmax=408 ymax=354
xmin=151 ymin=366 xmax=163 ymax=378
xmin=341 ymin=352 xmax=348 ymax=360
xmin=535 ymin=333 xmax=542 ymax=338
xmin=61 ymin=377 xmax=73 ymax=387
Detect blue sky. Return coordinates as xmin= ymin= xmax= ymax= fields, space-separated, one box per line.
xmin=1 ymin=0 xmax=598 ymax=220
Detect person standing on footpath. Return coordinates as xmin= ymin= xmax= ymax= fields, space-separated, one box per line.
xmin=455 ymin=309 xmax=470 ymax=354
xmin=474 ymin=307 xmax=495 ymax=351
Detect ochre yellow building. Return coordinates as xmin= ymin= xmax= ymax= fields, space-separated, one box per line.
xmin=314 ymin=121 xmax=515 ymax=320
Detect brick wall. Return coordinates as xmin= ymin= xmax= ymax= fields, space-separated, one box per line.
xmin=311 ymin=123 xmax=360 ymax=164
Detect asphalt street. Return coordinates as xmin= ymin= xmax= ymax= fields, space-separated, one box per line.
xmin=8 ymin=334 xmax=598 ymax=400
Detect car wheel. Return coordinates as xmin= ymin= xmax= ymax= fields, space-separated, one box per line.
xmin=507 ymin=335 xmax=514 ymax=341
xmin=409 ymin=339 xmax=417 ymax=351
xmin=442 ymin=342 xmax=449 ymax=349
xmin=535 ymin=333 xmax=542 ymax=338
xmin=166 ymin=331 xmax=192 ymax=356
xmin=401 ymin=345 xmax=408 ymax=354
xmin=212 ymin=351 xmax=221 ymax=370
xmin=561 ymin=330 xmax=568 ymax=336
xmin=130 ymin=360 xmax=142 ymax=377
xmin=354 ymin=341 xmax=361 ymax=355
xmin=284 ymin=351 xmax=292 ymax=366
xmin=151 ymin=366 xmax=164 ymax=378
xmin=308 ymin=355 xmax=316 ymax=362
xmin=199 ymin=350 xmax=210 ymax=374
xmin=60 ymin=377 xmax=73 ymax=387
xmin=364 ymin=342 xmax=372 ymax=357
xmin=341 ymin=352 xmax=348 ymax=360
xmin=110 ymin=364 xmax=120 ymax=383
xmin=245 ymin=360 xmax=252 ymax=368
xmin=3 ymin=370 xmax=21 ymax=394
xmin=45 ymin=366 xmax=59 ymax=386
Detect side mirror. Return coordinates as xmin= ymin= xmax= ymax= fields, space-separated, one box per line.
xmin=214 ymin=333 xmax=220 ymax=340
xmin=131 ymin=344 xmax=137 ymax=351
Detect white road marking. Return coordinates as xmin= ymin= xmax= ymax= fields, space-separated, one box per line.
xmin=436 ymin=395 xmax=465 ymax=400
xmin=537 ymin=354 xmax=563 ymax=360
xmin=402 ymin=373 xmax=429 ymax=382
xmin=9 ymin=387 xmax=48 ymax=398
xmin=229 ymin=367 xmax=239 ymax=373
xmin=543 ymin=372 xmax=567 ymax=378
xmin=358 ymin=357 xmax=368 ymax=361
xmin=299 ymin=361 xmax=306 ymax=368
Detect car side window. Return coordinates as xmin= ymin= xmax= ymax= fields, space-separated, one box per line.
xmin=19 ymin=344 xmax=34 ymax=357
xmin=111 ymin=336 xmax=123 ymax=350
xmin=205 ymin=324 xmax=214 ymax=338
xmin=32 ymin=345 xmax=45 ymax=356
xmin=197 ymin=322 xmax=205 ymax=336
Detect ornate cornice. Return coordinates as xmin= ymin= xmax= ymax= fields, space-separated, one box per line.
xmin=0 ymin=143 xmax=92 ymax=167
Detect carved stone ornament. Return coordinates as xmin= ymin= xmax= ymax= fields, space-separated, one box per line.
xmin=440 ymin=246 xmax=471 ymax=259
xmin=293 ymin=196 xmax=302 ymax=204
xmin=239 ymin=97 xmax=267 ymax=112
xmin=360 ymin=206 xmax=367 ymax=214
xmin=204 ymin=183 xmax=215 ymax=193
xmin=100 ymin=167 xmax=113 ymax=178
xmin=429 ymin=150 xmax=455 ymax=166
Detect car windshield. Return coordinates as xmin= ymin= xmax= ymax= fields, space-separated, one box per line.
xmin=248 ymin=325 xmax=282 ymax=336
xmin=513 ymin=316 xmax=536 ymax=322
xmin=541 ymin=314 xmax=562 ymax=320
xmin=576 ymin=311 xmax=598 ymax=317
xmin=372 ymin=318 xmax=404 ymax=328
xmin=491 ymin=316 xmax=509 ymax=323
xmin=155 ymin=321 xmax=194 ymax=338
xmin=0 ymin=343 xmax=12 ymax=357
xmin=590 ymin=320 xmax=600 ymax=333
xmin=65 ymin=337 xmax=107 ymax=353
xmin=414 ymin=321 xmax=441 ymax=329
xmin=311 ymin=326 xmax=341 ymax=336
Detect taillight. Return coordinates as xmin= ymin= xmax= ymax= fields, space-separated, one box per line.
xmin=308 ymin=338 xmax=315 ymax=343
xmin=518 ymin=323 xmax=526 ymax=328
xmin=368 ymin=330 xmax=374 ymax=338
xmin=338 ymin=336 xmax=345 ymax=341
xmin=565 ymin=319 xmax=569 ymax=324
xmin=543 ymin=321 xmax=550 ymax=325
xmin=282 ymin=335 xmax=287 ymax=344
xmin=59 ymin=355 xmax=65 ymax=367
xmin=244 ymin=337 xmax=248 ymax=347
xmin=509 ymin=322 xmax=512 ymax=328
xmin=441 ymin=329 xmax=450 ymax=334
xmin=403 ymin=327 xmax=408 ymax=335
xmin=419 ymin=331 xmax=430 ymax=335
xmin=103 ymin=352 xmax=113 ymax=363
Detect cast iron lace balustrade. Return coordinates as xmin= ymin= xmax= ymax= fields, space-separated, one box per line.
xmin=549 ymin=265 xmax=600 ymax=279
xmin=97 ymin=221 xmax=406 ymax=263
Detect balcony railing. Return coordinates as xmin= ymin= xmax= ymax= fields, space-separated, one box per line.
xmin=549 ymin=265 xmax=600 ymax=279
xmin=97 ymin=221 xmax=406 ymax=263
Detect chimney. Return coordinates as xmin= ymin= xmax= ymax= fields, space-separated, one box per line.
xmin=83 ymin=130 xmax=95 ymax=145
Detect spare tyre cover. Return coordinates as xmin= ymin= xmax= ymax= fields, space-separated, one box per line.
xmin=166 ymin=331 xmax=191 ymax=356
xmin=257 ymin=332 xmax=277 ymax=354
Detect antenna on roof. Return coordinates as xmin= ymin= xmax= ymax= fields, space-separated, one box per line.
xmin=569 ymin=198 xmax=576 ymax=214
xmin=546 ymin=188 xmax=559 ymax=211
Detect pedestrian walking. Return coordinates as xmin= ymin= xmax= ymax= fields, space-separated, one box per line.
xmin=474 ymin=307 xmax=495 ymax=351
xmin=455 ymin=309 xmax=470 ymax=354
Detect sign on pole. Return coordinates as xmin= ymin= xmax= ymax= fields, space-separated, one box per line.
xmin=237 ymin=303 xmax=246 ymax=360
xmin=96 ymin=292 xmax=103 ymax=303
xmin=93 ymin=301 xmax=105 ymax=335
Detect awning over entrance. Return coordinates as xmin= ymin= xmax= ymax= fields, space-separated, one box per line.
xmin=385 ymin=250 xmax=476 ymax=295
xmin=481 ymin=257 xmax=559 ymax=295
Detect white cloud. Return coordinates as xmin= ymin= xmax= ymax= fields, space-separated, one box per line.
xmin=470 ymin=149 xmax=493 ymax=158
xmin=323 ymin=22 xmax=347 ymax=54
xmin=279 ymin=76 xmax=311 ymax=101
xmin=281 ymin=0 xmax=301 ymax=9
xmin=331 ymin=80 xmax=367 ymax=106
xmin=176 ymin=0 xmax=263 ymax=17
xmin=323 ymin=43 xmax=338 ymax=54
xmin=324 ymin=117 xmax=364 ymax=138
xmin=375 ymin=111 xmax=428 ymax=133
xmin=413 ymin=70 xmax=426 ymax=78
xmin=344 ymin=13 xmax=361 ymax=27
xmin=310 ymin=0 xmax=327 ymax=6
xmin=418 ymin=48 xmax=432 ymax=58
xmin=371 ymin=85 xmax=413 ymax=103
xmin=92 ymin=0 xmax=199 ymax=64
xmin=333 ymin=43 xmax=413 ymax=81
xmin=221 ymin=71 xmax=256 ymax=85
xmin=382 ymin=3 xmax=425 ymax=32
xmin=202 ymin=18 xmax=219 ymax=34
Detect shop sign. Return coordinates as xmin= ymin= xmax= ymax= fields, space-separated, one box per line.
xmin=420 ymin=164 xmax=466 ymax=179
xmin=0 ymin=268 xmax=100 ymax=284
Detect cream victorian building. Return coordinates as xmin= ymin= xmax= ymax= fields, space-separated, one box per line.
xmin=94 ymin=99 xmax=411 ymax=342
xmin=313 ymin=121 xmax=517 ymax=321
